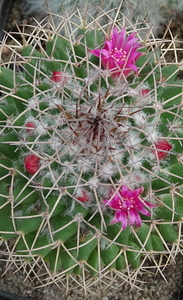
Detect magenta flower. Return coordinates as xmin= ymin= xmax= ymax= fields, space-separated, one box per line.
xmin=90 ymin=27 xmax=143 ymax=78
xmin=103 ymin=185 xmax=156 ymax=230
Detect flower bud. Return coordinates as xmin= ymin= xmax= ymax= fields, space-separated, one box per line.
xmin=51 ymin=71 xmax=67 ymax=83
xmin=25 ymin=122 xmax=35 ymax=132
xmin=77 ymin=191 xmax=89 ymax=202
xmin=24 ymin=154 xmax=40 ymax=175
xmin=153 ymin=140 xmax=172 ymax=160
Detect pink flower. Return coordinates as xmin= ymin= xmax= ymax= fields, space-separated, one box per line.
xmin=90 ymin=27 xmax=143 ymax=78
xmin=153 ymin=140 xmax=172 ymax=160
xmin=51 ymin=71 xmax=67 ymax=84
xmin=103 ymin=185 xmax=156 ymax=230
xmin=24 ymin=154 xmax=40 ymax=175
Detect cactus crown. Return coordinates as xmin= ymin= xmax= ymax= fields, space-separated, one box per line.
xmin=0 ymin=6 xmax=183 ymax=296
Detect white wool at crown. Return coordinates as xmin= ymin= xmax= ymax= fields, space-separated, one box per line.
xmin=22 ymin=0 xmax=183 ymax=34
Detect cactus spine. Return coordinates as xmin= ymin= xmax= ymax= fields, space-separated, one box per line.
xmin=0 ymin=7 xmax=183 ymax=295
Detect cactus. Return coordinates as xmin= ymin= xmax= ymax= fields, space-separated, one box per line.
xmin=0 ymin=6 xmax=183 ymax=296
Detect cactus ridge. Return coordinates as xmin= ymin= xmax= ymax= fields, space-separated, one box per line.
xmin=0 ymin=7 xmax=183 ymax=295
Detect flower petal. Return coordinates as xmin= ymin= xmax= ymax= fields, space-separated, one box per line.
xmin=129 ymin=209 xmax=136 ymax=226
xmin=138 ymin=206 xmax=151 ymax=216
xmin=133 ymin=210 xmax=142 ymax=227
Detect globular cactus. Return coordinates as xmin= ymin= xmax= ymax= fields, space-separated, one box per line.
xmin=0 ymin=7 xmax=183 ymax=296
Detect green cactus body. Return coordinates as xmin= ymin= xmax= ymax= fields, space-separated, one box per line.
xmin=0 ymin=7 xmax=183 ymax=295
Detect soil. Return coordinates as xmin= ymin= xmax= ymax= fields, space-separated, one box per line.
xmin=1 ymin=1 xmax=183 ymax=299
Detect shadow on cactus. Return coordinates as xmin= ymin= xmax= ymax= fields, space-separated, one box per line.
xmin=0 ymin=6 xmax=183 ymax=296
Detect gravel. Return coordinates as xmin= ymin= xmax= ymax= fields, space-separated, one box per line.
xmin=0 ymin=251 xmax=183 ymax=299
